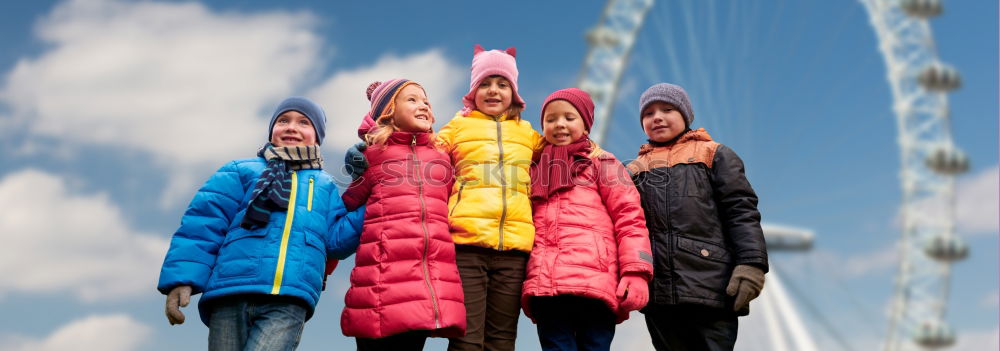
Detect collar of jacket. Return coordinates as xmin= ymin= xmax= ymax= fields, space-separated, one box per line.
xmin=388 ymin=131 xmax=434 ymax=146
xmin=465 ymin=109 xmax=514 ymax=121
xmin=638 ymin=128 xmax=714 ymax=156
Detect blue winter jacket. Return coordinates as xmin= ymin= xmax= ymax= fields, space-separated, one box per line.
xmin=157 ymin=158 xmax=364 ymax=325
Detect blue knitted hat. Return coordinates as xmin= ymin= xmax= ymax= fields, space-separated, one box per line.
xmin=268 ymin=96 xmax=327 ymax=145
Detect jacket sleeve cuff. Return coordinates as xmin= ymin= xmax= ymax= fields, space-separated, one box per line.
xmin=157 ymin=260 xmax=212 ymax=295
xmin=619 ymin=262 xmax=653 ymax=282
xmin=734 ymin=251 xmax=769 ymax=273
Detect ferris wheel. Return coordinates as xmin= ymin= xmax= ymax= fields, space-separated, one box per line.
xmin=576 ymin=0 xmax=969 ymax=350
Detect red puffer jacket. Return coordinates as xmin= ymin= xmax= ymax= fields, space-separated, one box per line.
xmin=521 ymin=151 xmax=653 ymax=323
xmin=341 ymin=131 xmax=466 ymax=338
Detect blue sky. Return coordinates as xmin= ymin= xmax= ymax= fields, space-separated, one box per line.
xmin=0 ymin=1 xmax=995 ymax=350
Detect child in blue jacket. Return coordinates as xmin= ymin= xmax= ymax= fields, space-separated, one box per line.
xmin=157 ymin=97 xmax=364 ymax=351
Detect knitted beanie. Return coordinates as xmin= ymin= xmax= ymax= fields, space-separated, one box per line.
xmin=541 ymin=88 xmax=595 ymax=132
xmin=268 ymin=96 xmax=327 ymax=145
xmin=356 ymin=79 xmax=418 ymax=138
xmin=461 ymin=44 xmax=525 ymax=115
xmin=368 ymin=79 xmax=416 ymax=120
xmin=638 ymin=83 xmax=694 ymax=127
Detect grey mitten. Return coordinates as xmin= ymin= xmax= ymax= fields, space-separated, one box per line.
xmin=165 ymin=285 xmax=192 ymax=325
xmin=344 ymin=142 xmax=369 ymax=181
xmin=726 ymin=265 xmax=765 ymax=314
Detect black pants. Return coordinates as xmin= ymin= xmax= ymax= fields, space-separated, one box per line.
xmin=356 ymin=331 xmax=428 ymax=351
xmin=643 ymin=305 xmax=738 ymax=351
xmin=447 ymin=245 xmax=529 ymax=351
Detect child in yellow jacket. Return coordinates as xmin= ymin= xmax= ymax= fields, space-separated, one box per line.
xmin=436 ymin=45 xmax=542 ymax=351
xmin=345 ymin=45 xmax=542 ymax=351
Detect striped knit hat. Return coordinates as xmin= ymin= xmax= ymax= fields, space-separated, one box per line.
xmin=357 ymin=79 xmax=422 ymax=138
xmin=461 ymin=45 xmax=525 ymax=116
xmin=368 ymin=79 xmax=416 ymax=120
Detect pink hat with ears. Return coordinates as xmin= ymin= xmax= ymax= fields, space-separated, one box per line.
xmin=460 ymin=44 xmax=525 ymax=116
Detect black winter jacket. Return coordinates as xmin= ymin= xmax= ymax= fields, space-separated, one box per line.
xmin=627 ymin=129 xmax=767 ymax=314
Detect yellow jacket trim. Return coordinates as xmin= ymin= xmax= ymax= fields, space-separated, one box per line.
xmin=307 ymin=178 xmax=314 ymax=211
xmin=271 ymin=171 xmax=298 ymax=294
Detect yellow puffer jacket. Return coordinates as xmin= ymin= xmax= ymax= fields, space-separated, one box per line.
xmin=437 ymin=110 xmax=543 ymax=253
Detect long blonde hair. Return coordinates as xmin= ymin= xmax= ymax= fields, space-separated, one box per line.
xmin=364 ymin=82 xmax=438 ymax=148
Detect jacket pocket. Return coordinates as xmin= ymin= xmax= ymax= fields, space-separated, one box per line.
xmin=215 ymin=227 xmax=267 ymax=279
xmin=674 ymin=236 xmax=732 ymax=302
xmin=300 ymin=229 xmax=326 ymax=291
xmin=676 ymin=237 xmax=731 ymax=263
xmin=592 ymin=234 xmax=608 ymax=272
xmin=449 ymin=180 xmax=466 ymax=216
xmin=558 ymin=222 xmax=605 ymax=272
xmin=680 ymin=165 xmax=711 ymax=197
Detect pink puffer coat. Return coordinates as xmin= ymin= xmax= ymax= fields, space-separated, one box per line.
xmin=341 ymin=131 xmax=465 ymax=338
xmin=521 ymin=151 xmax=653 ymax=323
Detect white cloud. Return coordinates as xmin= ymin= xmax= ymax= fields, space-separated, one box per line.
xmin=982 ymin=290 xmax=1000 ymax=309
xmin=952 ymin=326 xmax=1000 ymax=351
xmin=2 ymin=0 xmax=322 ymax=163
xmin=0 ymin=0 xmax=467 ymax=207
xmin=903 ymin=165 xmax=999 ymax=237
xmin=308 ymin=50 xmax=465 ymax=149
xmin=0 ymin=0 xmax=324 ymax=207
xmin=955 ymin=165 xmax=999 ymax=234
xmin=778 ymin=245 xmax=898 ymax=279
xmin=844 ymin=244 xmax=899 ymax=277
xmin=0 ymin=314 xmax=150 ymax=351
xmin=0 ymin=169 xmax=168 ymax=301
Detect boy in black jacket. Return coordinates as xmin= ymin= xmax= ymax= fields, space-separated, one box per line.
xmin=626 ymin=83 xmax=768 ymax=351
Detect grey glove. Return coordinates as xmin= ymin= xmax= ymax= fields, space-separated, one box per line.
xmin=344 ymin=142 xmax=369 ymax=181
xmin=165 ymin=285 xmax=192 ymax=325
xmin=726 ymin=265 xmax=765 ymax=314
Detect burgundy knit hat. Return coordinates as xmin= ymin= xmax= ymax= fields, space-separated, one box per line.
xmin=541 ymin=88 xmax=595 ymax=132
xmin=461 ymin=44 xmax=525 ymax=116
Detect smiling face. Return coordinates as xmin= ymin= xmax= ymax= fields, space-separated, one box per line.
xmin=542 ymin=100 xmax=587 ymax=146
xmin=641 ymin=101 xmax=687 ymax=143
xmin=474 ymin=75 xmax=513 ymax=116
xmin=270 ymin=110 xmax=317 ymax=147
xmin=391 ymin=84 xmax=433 ymax=132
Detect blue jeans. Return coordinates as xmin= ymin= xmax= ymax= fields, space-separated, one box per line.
xmin=207 ymin=295 xmax=308 ymax=351
xmin=531 ymin=296 xmax=616 ymax=351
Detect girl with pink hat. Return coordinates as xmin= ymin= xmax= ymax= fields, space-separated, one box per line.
xmin=437 ymin=45 xmax=543 ymax=351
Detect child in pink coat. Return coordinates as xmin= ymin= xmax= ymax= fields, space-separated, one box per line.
xmin=521 ymin=88 xmax=653 ymax=351
xmin=340 ymin=79 xmax=466 ymax=351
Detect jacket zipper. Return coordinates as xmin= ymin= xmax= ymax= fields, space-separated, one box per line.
xmin=271 ymin=171 xmax=298 ymax=294
xmin=413 ymin=136 xmax=441 ymax=329
xmin=307 ymin=178 xmax=314 ymax=211
xmin=664 ymin=145 xmax=678 ymax=304
xmin=495 ymin=117 xmax=508 ymax=250
xmin=449 ymin=181 xmax=466 ymax=216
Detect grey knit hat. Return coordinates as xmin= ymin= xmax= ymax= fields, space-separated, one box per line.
xmin=639 ymin=83 xmax=694 ymax=127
